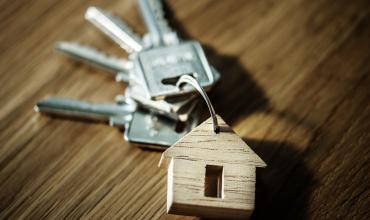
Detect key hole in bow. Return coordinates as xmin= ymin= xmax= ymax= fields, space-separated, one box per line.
xmin=161 ymin=73 xmax=198 ymax=86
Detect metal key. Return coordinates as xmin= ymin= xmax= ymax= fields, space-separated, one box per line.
xmin=85 ymin=5 xmax=219 ymax=100
xmin=56 ymin=41 xmax=133 ymax=82
xmin=127 ymin=62 xmax=206 ymax=122
xmin=125 ymin=83 xmax=197 ymax=121
xmin=85 ymin=6 xmax=144 ymax=53
xmin=54 ymin=5 xmax=221 ymax=118
xmin=124 ymin=106 xmax=199 ymax=149
xmin=135 ymin=0 xmax=216 ymax=99
xmin=54 ymin=40 xmax=198 ymax=120
xmin=35 ymin=97 xmax=135 ymax=127
xmin=133 ymin=41 xmax=215 ymax=99
xmin=35 ymin=97 xmax=199 ymax=147
xmin=138 ymin=0 xmax=179 ymax=46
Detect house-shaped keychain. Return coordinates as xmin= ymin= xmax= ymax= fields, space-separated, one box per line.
xmin=159 ymin=75 xmax=267 ymax=219
xmin=159 ymin=115 xmax=266 ymax=219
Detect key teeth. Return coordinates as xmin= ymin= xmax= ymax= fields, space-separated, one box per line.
xmin=149 ymin=0 xmax=173 ymax=32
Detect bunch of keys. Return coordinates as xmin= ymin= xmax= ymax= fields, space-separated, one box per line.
xmin=35 ymin=0 xmax=221 ymax=149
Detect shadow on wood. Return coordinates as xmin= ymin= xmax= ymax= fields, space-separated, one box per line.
xmin=246 ymin=138 xmax=316 ymax=220
xmin=164 ymin=1 xmax=319 ymax=134
xmin=163 ymin=2 xmax=270 ymax=124
xmin=164 ymin=5 xmax=317 ymax=219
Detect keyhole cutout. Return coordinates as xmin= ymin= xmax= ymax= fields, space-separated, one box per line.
xmin=161 ymin=73 xmax=197 ymax=86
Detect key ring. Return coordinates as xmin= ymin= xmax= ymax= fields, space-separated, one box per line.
xmin=176 ymin=74 xmax=219 ymax=133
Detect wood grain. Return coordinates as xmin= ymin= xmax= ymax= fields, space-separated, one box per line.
xmin=160 ymin=115 xmax=266 ymax=219
xmin=0 ymin=0 xmax=369 ymax=219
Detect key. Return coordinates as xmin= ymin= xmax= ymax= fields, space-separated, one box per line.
xmin=124 ymin=107 xmax=200 ymax=149
xmin=53 ymin=41 xmax=199 ymax=121
xmin=35 ymin=97 xmax=200 ymax=147
xmin=126 ymin=66 xmax=220 ymax=119
xmin=125 ymin=83 xmax=197 ymax=121
xmin=85 ymin=6 xmax=144 ymax=53
xmin=83 ymin=5 xmax=220 ymax=99
xmin=55 ymin=42 xmax=133 ymax=82
xmin=134 ymin=41 xmax=216 ymax=99
xmin=134 ymin=0 xmax=216 ymax=99
xmin=53 ymin=40 xmax=201 ymax=121
xmin=138 ymin=0 xmax=179 ymax=46
xmin=127 ymin=65 xmax=219 ymax=120
xmin=35 ymin=97 xmax=135 ymax=127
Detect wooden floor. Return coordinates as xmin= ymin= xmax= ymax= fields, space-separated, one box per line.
xmin=1 ymin=0 xmax=369 ymax=219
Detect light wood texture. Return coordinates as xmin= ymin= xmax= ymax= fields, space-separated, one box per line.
xmin=160 ymin=115 xmax=266 ymax=219
xmin=1 ymin=0 xmax=370 ymax=219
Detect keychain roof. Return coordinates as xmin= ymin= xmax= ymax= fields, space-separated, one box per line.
xmin=159 ymin=75 xmax=266 ymax=219
xmin=158 ymin=115 xmax=266 ymax=168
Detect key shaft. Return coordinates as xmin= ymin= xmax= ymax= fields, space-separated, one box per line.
xmin=56 ymin=42 xmax=132 ymax=81
xmin=85 ymin=6 xmax=143 ymax=53
xmin=35 ymin=97 xmax=135 ymax=126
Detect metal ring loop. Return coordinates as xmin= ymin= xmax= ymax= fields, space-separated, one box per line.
xmin=176 ymin=75 xmax=219 ymax=133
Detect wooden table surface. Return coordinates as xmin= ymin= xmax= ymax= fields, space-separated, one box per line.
xmin=1 ymin=0 xmax=369 ymax=219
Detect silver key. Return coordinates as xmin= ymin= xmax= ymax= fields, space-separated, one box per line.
xmin=138 ymin=0 xmax=179 ymax=46
xmin=35 ymin=97 xmax=135 ymax=127
xmin=133 ymin=41 xmax=215 ymax=99
xmin=124 ymin=107 xmax=199 ymax=149
xmin=52 ymin=44 xmax=198 ymax=121
xmin=83 ymin=5 xmax=219 ymax=99
xmin=125 ymin=83 xmax=197 ymax=121
xmin=126 ymin=66 xmax=220 ymax=120
xmin=35 ymin=97 xmax=200 ymax=147
xmin=135 ymin=0 xmax=215 ymax=98
xmin=53 ymin=40 xmax=200 ymax=121
xmin=85 ymin=6 xmax=144 ymax=53
xmin=55 ymin=42 xmax=133 ymax=82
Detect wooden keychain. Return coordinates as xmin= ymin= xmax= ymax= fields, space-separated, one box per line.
xmin=159 ymin=75 xmax=267 ymax=219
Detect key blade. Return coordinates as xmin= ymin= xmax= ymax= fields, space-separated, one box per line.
xmin=56 ymin=42 xmax=132 ymax=79
xmin=85 ymin=6 xmax=143 ymax=53
xmin=138 ymin=0 xmax=178 ymax=46
xmin=35 ymin=97 xmax=135 ymax=125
